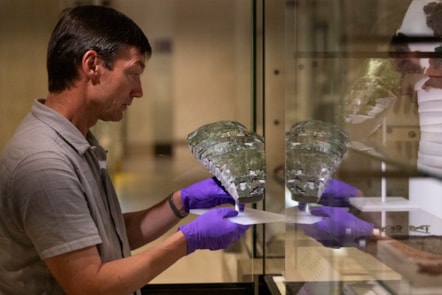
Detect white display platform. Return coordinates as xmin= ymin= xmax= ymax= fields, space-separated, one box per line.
xmin=190 ymin=206 xmax=323 ymax=225
xmin=349 ymin=197 xmax=420 ymax=212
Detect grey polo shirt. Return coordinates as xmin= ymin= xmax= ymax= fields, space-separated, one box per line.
xmin=0 ymin=99 xmax=133 ymax=294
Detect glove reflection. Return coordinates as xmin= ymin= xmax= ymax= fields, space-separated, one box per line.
xmin=318 ymin=178 xmax=362 ymax=207
xmin=303 ymin=206 xmax=374 ymax=248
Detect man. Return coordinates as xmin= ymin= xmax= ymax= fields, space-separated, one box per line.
xmin=0 ymin=6 xmax=249 ymax=294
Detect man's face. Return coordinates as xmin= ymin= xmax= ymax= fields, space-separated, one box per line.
xmin=90 ymin=46 xmax=146 ymax=122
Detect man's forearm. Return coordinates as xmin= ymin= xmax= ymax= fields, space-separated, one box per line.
xmin=45 ymin=232 xmax=188 ymax=295
xmin=124 ymin=192 xmax=184 ymax=250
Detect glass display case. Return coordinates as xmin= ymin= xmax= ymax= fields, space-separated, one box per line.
xmin=17 ymin=1 xmax=440 ymax=294
xmin=259 ymin=0 xmax=442 ymax=294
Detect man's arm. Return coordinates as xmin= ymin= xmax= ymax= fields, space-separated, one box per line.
xmin=124 ymin=178 xmax=238 ymax=250
xmin=45 ymin=206 xmax=249 ymax=295
xmin=45 ymin=231 xmax=187 ymax=295
xmin=123 ymin=191 xmax=184 ymax=250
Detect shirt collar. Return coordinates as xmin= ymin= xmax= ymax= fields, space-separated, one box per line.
xmin=31 ymin=98 xmax=94 ymax=155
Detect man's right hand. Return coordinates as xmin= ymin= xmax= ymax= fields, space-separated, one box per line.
xmin=180 ymin=177 xmax=236 ymax=212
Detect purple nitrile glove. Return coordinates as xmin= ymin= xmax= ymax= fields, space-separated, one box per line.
xmin=179 ymin=208 xmax=250 ymax=254
xmin=318 ymin=178 xmax=361 ymax=207
xmin=180 ymin=177 xmax=239 ymax=213
xmin=303 ymin=206 xmax=374 ymax=248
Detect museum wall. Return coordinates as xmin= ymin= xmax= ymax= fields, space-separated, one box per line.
xmin=0 ymin=0 xmax=260 ymax=157
xmin=0 ymin=0 xmax=59 ymax=150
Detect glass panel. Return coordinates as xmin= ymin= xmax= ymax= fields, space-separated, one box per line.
xmin=256 ymin=0 xmax=287 ymax=279
xmin=283 ymin=1 xmax=442 ymax=294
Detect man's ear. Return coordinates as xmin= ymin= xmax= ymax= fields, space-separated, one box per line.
xmin=82 ymin=50 xmax=100 ymax=83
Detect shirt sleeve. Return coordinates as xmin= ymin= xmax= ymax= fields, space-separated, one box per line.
xmin=8 ymin=151 xmax=102 ymax=259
